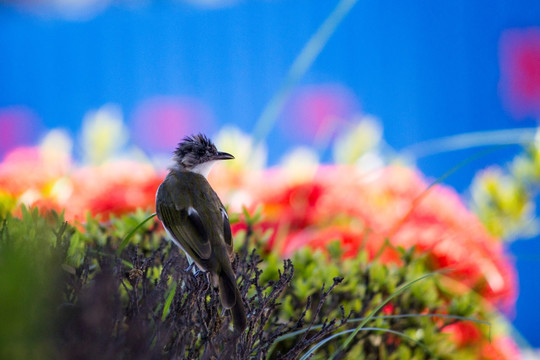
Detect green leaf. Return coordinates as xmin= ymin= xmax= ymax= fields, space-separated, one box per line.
xmin=162 ymin=281 xmax=177 ymax=321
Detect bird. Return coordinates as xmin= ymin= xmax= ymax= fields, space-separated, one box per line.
xmin=155 ymin=133 xmax=247 ymax=333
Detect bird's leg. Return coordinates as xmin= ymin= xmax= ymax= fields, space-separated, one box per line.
xmin=184 ymin=261 xmax=196 ymax=273
xmin=183 ymin=255 xmax=202 ymax=276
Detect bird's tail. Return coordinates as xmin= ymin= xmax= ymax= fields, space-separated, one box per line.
xmin=218 ymin=267 xmax=247 ymax=333
xmin=230 ymin=289 xmax=247 ymax=334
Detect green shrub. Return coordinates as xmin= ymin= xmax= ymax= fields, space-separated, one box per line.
xmin=0 ymin=208 xmax=498 ymax=359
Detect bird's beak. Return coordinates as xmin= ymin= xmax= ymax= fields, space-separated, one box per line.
xmin=215 ymin=151 xmax=235 ymax=160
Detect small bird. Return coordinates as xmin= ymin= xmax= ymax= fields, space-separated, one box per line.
xmin=155 ymin=133 xmax=247 ymax=333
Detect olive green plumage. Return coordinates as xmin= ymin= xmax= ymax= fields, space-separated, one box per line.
xmin=156 ymin=168 xmax=247 ymax=333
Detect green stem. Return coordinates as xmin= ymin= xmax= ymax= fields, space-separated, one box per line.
xmin=401 ymin=128 xmax=537 ymax=159
xmin=252 ymin=0 xmax=358 ymax=145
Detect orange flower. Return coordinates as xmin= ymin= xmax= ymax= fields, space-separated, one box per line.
xmin=481 ymin=336 xmax=522 ymax=360
xmin=0 ymin=147 xmax=70 ymax=196
xmin=0 ymin=147 xmax=162 ymax=222
xmin=67 ymin=161 xmax=162 ymax=221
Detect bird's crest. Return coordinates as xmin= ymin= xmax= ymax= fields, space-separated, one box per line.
xmin=173 ymin=133 xmax=219 ymax=170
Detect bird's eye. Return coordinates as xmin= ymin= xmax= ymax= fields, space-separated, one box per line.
xmin=198 ymin=149 xmax=206 ymax=156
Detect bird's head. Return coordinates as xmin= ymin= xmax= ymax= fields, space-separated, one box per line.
xmin=173 ymin=133 xmax=234 ymax=178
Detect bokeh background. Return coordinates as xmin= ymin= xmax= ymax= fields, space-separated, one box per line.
xmin=1 ymin=0 xmax=540 ymax=352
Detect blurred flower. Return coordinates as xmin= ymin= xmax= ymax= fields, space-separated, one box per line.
xmin=0 ymin=124 xmax=161 ymax=222
xmin=279 ymin=146 xmax=319 ymax=183
xmin=208 ymin=127 xmax=268 ymax=211
xmin=471 ymin=167 xmax=535 ymax=240
xmin=332 ymin=115 xmax=384 ymax=167
xmin=0 ymin=147 xmax=70 ymax=198
xmin=213 ymin=126 xmax=267 ymax=173
xmin=41 ymin=129 xmax=73 ymax=165
xmin=132 ymin=96 xmax=215 ymax=154
xmin=470 ymin=129 xmax=540 ymax=241
xmin=512 ymin=130 xmax=540 ymax=183
xmin=442 ymin=324 xmax=521 ymax=360
xmin=0 ymin=106 xmax=43 ymax=159
xmin=81 ymin=104 xmax=128 ymax=165
xmin=481 ymin=336 xmax=522 ymax=360
xmin=67 ymin=161 xmax=161 ymax=221
xmin=499 ymin=27 xmax=540 ymax=119
xmin=441 ymin=322 xmax=482 ymax=347
xmin=280 ymin=84 xmax=361 ymax=143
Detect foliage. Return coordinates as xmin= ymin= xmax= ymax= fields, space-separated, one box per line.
xmin=0 ymin=208 xmax=73 ymax=360
xmin=0 ymin=208 xmax=350 ymax=360
xmin=244 ymin=226 xmax=514 ymax=360
xmin=0 ymin=207 xmax=519 ymax=359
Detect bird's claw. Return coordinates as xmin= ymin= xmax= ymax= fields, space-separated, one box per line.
xmin=184 ymin=262 xmax=203 ymax=277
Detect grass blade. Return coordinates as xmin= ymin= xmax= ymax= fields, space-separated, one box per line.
xmin=299 ymin=329 xmax=353 ymax=360
xmin=117 ymin=213 xmax=157 ymax=255
xmin=252 ymin=0 xmax=358 ymax=144
xmin=162 ymin=281 xmax=177 ymax=321
xmin=273 ymin=313 xmax=490 ymax=345
xmin=401 ymin=127 xmax=536 ymax=159
xmin=299 ymin=327 xmax=436 ymax=360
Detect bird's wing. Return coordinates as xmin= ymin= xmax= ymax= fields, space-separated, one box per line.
xmin=157 ymin=183 xmax=212 ymax=261
xmin=220 ymin=207 xmax=234 ymax=260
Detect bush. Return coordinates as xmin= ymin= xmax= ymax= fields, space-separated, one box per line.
xmin=0 ymin=207 xmax=516 ymax=359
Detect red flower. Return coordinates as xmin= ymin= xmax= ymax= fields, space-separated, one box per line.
xmin=442 ymin=322 xmax=482 ymax=347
